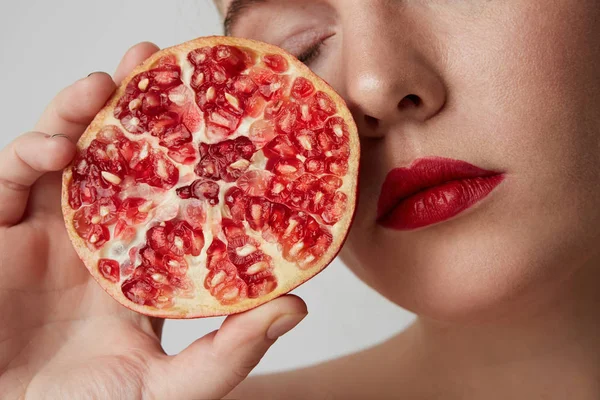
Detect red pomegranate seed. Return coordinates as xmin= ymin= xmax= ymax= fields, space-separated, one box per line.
xmin=98 ymin=259 xmax=120 ymax=283
xmin=190 ymin=180 xmax=220 ymax=204
xmin=263 ymin=54 xmax=289 ymax=73
xmin=291 ymin=77 xmax=315 ymax=99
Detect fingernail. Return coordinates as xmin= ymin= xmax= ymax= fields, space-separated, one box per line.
xmin=266 ymin=313 xmax=307 ymax=340
xmin=49 ymin=133 xmax=71 ymax=141
xmin=87 ymin=71 xmax=102 ymax=78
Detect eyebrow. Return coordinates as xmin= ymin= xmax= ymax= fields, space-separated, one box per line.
xmin=223 ymin=0 xmax=267 ymax=35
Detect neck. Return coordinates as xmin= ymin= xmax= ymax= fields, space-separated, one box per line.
xmin=405 ymin=257 xmax=600 ymax=399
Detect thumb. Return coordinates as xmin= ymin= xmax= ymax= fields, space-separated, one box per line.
xmin=151 ymin=295 xmax=307 ymax=399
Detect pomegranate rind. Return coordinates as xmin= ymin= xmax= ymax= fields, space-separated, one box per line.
xmin=61 ymin=36 xmax=359 ymax=318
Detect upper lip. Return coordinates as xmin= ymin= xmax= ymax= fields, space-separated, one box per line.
xmin=376 ymin=157 xmax=503 ymax=221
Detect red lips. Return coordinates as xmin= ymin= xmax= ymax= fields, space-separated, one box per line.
xmin=377 ymin=157 xmax=505 ymax=230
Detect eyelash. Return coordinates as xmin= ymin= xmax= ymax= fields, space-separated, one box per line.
xmin=297 ymin=40 xmax=325 ymax=65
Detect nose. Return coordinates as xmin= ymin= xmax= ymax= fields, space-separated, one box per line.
xmin=340 ymin=4 xmax=447 ymax=137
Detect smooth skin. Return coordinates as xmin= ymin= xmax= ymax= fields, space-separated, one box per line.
xmin=215 ymin=0 xmax=600 ymax=399
xmin=0 ymin=43 xmax=307 ymax=400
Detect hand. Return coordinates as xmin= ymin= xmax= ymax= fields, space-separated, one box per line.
xmin=0 ymin=42 xmax=307 ymax=400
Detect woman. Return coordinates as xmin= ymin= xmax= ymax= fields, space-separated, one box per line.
xmin=1 ymin=0 xmax=599 ymax=398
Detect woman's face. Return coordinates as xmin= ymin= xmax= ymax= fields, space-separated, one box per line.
xmin=218 ymin=0 xmax=600 ymax=321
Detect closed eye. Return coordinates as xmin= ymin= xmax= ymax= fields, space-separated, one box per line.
xmin=297 ymin=40 xmax=325 ymax=65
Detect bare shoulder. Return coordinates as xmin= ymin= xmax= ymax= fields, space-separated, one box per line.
xmin=226 ymin=330 xmax=419 ymax=400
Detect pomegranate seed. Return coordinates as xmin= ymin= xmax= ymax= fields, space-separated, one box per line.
xmin=121 ymin=115 xmax=145 ymax=134
xmin=320 ymin=175 xmax=343 ymax=192
xmin=246 ymin=261 xmax=268 ymax=275
xmin=221 ymin=286 xmax=240 ymax=301
xmin=314 ymin=91 xmax=336 ymax=114
xmin=291 ymin=77 xmax=315 ymax=99
xmin=182 ymin=201 xmax=206 ymax=228
xmin=206 ymin=86 xmax=216 ymax=101
xmin=210 ymin=270 xmax=227 ymax=286
xmin=327 ymin=158 xmax=348 ymax=176
xmin=263 ymin=54 xmax=289 ymax=73
xmin=321 ymin=192 xmax=347 ymax=225
xmin=213 ymin=70 xmax=227 ymax=83
xmin=246 ymin=94 xmax=267 ymax=118
xmin=168 ymin=87 xmax=187 ymax=106
xmin=188 ymin=47 xmax=211 ymax=65
xmin=248 ymin=120 xmax=276 ymax=146
xmin=215 ymin=45 xmax=231 ymax=60
xmin=87 ymin=225 xmax=110 ymax=249
xmin=101 ymin=171 xmax=122 ymax=185
xmin=176 ymin=186 xmax=192 ymax=199
xmin=276 ymin=103 xmax=301 ymax=134
xmin=229 ymin=159 xmax=251 ymax=170
xmin=232 ymin=75 xmax=257 ymax=94
xmin=97 ymin=126 xmax=124 ymax=144
xmin=167 ymin=143 xmax=197 ymax=164
xmin=190 ymin=180 xmax=220 ymax=204
xmin=192 ymin=71 xmax=205 ymax=87
xmin=248 ymin=276 xmax=277 ymax=298
xmin=273 ymin=158 xmax=303 ymax=177
xmin=225 ymin=92 xmax=240 ymax=110
xmin=153 ymin=68 xmax=181 ymax=88
xmin=128 ymin=98 xmax=142 ymax=111
xmin=98 ymin=259 xmax=120 ymax=283
xmin=138 ymin=78 xmax=150 ymax=91
xmin=237 ymin=170 xmax=272 ymax=196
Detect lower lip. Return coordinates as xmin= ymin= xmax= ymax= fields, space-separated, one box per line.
xmin=377 ymin=175 xmax=505 ymax=230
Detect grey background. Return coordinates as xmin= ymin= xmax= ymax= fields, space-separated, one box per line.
xmin=1 ymin=0 xmax=415 ymax=374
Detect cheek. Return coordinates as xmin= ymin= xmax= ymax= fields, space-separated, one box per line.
xmin=339 ymin=0 xmax=600 ymax=320
xmin=441 ymin=2 xmax=600 ymax=157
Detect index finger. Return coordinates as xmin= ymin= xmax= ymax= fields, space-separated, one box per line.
xmin=34 ymin=72 xmax=117 ymax=139
xmin=114 ymin=42 xmax=160 ymax=85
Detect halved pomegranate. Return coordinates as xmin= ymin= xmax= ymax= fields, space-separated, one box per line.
xmin=62 ymin=36 xmax=359 ymax=318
